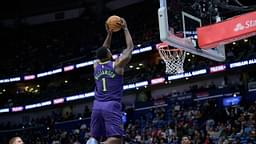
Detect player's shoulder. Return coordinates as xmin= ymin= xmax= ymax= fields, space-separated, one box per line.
xmin=114 ymin=57 xmax=121 ymax=67
xmin=93 ymin=60 xmax=100 ymax=69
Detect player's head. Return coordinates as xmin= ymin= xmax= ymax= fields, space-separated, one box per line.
xmin=9 ymin=137 xmax=24 ymax=144
xmin=96 ymin=47 xmax=113 ymax=62
xmin=181 ymin=136 xmax=191 ymax=144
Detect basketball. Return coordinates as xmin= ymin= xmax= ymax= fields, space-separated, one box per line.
xmin=106 ymin=15 xmax=122 ymax=32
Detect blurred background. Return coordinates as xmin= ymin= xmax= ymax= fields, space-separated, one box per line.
xmin=0 ymin=0 xmax=255 ymax=143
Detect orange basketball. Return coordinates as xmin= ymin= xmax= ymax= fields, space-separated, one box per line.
xmin=106 ymin=15 xmax=122 ymax=32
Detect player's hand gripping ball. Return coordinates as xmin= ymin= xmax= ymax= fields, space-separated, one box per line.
xmin=106 ymin=15 xmax=122 ymax=32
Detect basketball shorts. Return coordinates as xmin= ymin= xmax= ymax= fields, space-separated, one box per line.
xmin=90 ymin=109 xmax=123 ymax=137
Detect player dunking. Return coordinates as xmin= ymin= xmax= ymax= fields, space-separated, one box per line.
xmin=86 ymin=18 xmax=133 ymax=144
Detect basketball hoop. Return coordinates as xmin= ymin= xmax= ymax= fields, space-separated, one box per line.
xmin=157 ymin=43 xmax=186 ymax=74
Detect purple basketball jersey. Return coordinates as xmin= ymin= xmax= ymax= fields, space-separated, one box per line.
xmin=94 ymin=61 xmax=123 ymax=102
xmin=91 ymin=61 xmax=124 ymax=137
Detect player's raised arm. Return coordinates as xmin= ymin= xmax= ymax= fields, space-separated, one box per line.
xmin=115 ymin=18 xmax=134 ymax=68
xmin=102 ymin=23 xmax=113 ymax=48
xmin=94 ymin=24 xmax=113 ymax=69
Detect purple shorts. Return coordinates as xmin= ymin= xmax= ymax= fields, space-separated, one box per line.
xmin=90 ymin=101 xmax=123 ymax=137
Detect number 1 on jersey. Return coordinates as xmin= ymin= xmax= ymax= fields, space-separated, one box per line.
xmin=102 ymin=78 xmax=107 ymax=92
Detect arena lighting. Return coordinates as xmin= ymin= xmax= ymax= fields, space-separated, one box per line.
xmin=129 ymin=65 xmax=134 ymax=68
xmin=0 ymin=77 xmax=21 ymax=84
xmin=123 ymin=81 xmax=149 ymax=90
xmin=249 ymin=59 xmax=256 ymax=64
xmin=41 ymin=101 xmax=52 ymax=106
xmin=230 ymin=60 xmax=248 ymax=68
xmin=25 ymin=103 xmax=42 ymax=110
xmin=135 ymin=81 xmax=148 ymax=87
xmin=123 ymin=84 xmax=135 ymax=90
xmin=63 ymin=65 xmax=75 ymax=72
xmin=1 ymin=44 xmax=256 ymax=85
xmin=66 ymin=94 xmax=87 ymax=102
xmin=37 ymin=68 xmax=62 ymax=78
xmin=0 ymin=108 xmax=9 ymax=113
xmin=137 ymin=46 xmax=152 ymax=53
xmin=11 ymin=106 xmax=24 ymax=112
xmin=210 ymin=65 xmax=226 ymax=73
xmin=229 ymin=58 xmax=256 ymax=68
xmin=76 ymin=60 xmax=95 ymax=68
xmin=223 ymin=96 xmax=241 ymax=107
xmin=132 ymin=46 xmax=152 ymax=54
xmin=65 ymin=92 xmax=96 ymax=102
xmin=25 ymin=100 xmax=52 ymax=110
xmin=10 ymin=77 xmax=21 ymax=82
xmin=75 ymin=46 xmax=152 ymax=69
xmin=53 ymin=98 xmax=64 ymax=104
xmin=168 ymin=69 xmax=207 ymax=80
xmin=0 ymin=68 xmax=245 ymax=113
xmin=24 ymin=75 xmax=36 ymax=80
xmin=84 ymin=92 xmax=95 ymax=97
xmin=151 ymin=77 xmax=165 ymax=85
xmin=3 ymin=58 xmax=256 ymax=113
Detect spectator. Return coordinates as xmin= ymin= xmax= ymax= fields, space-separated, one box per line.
xmin=181 ymin=136 xmax=191 ymax=144
xmin=9 ymin=137 xmax=24 ymax=144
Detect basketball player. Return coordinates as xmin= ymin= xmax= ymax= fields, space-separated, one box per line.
xmin=86 ymin=17 xmax=133 ymax=144
xmin=9 ymin=137 xmax=24 ymax=144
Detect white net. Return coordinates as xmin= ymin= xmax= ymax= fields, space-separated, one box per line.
xmin=157 ymin=43 xmax=186 ymax=74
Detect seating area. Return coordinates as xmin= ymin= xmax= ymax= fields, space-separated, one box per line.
xmin=0 ymin=86 xmax=255 ymax=144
